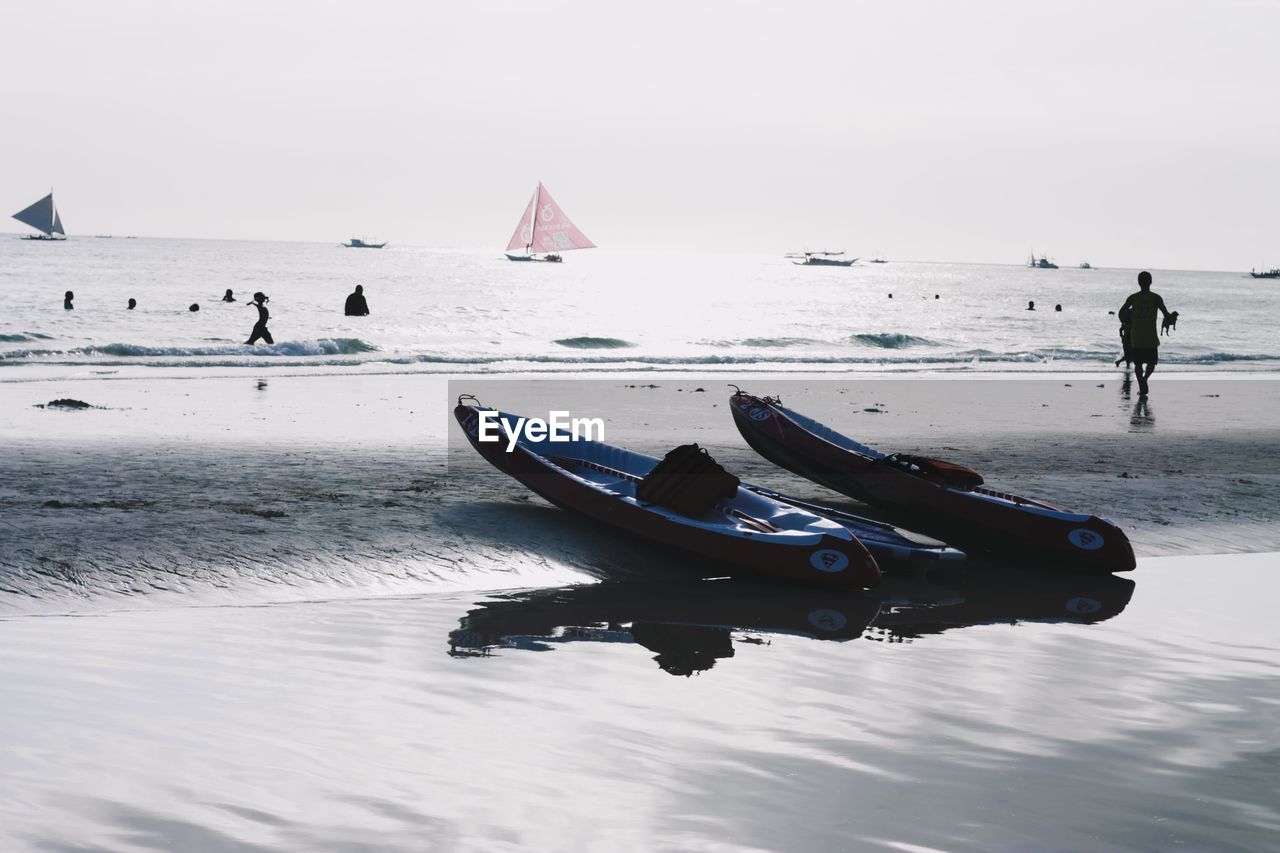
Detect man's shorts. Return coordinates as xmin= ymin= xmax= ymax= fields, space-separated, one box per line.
xmin=1131 ymin=347 xmax=1158 ymax=365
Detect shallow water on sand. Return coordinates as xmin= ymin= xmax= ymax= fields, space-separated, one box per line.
xmin=1 ymin=553 xmax=1277 ymax=851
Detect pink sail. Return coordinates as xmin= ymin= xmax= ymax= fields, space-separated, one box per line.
xmin=505 ymin=183 xmax=595 ymax=254
xmin=505 ymin=193 xmax=536 ymax=252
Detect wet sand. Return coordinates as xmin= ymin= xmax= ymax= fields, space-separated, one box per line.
xmin=3 ymin=372 xmax=1277 ymax=614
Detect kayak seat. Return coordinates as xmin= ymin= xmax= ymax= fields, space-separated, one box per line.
xmin=881 ymin=453 xmax=984 ymax=490
xmin=636 ymin=444 xmax=741 ymax=517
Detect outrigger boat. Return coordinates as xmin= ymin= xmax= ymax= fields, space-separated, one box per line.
xmin=454 ymin=398 xmax=964 ymax=587
xmin=790 ymin=250 xmax=857 ymax=267
xmin=1250 ymin=267 xmax=1280 ymax=279
xmin=505 ymin=182 xmax=595 ymax=262
xmin=729 ymin=391 xmax=1135 ymax=572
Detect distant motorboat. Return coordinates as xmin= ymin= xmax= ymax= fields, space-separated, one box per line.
xmin=343 ymin=238 xmax=387 ymax=249
xmin=1027 ymin=252 xmax=1058 ymax=269
xmin=790 ymin=251 xmax=857 ymax=267
xmin=505 ymin=182 xmax=595 ymax=262
xmin=1251 ymin=267 xmax=1280 ymax=279
xmin=12 ymin=191 xmax=66 ymax=240
xmin=1079 ymin=261 xmax=1092 ymax=269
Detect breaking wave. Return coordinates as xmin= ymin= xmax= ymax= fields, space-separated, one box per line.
xmin=554 ymin=337 xmax=637 ymax=349
xmin=725 ymin=337 xmax=820 ymax=348
xmin=3 ymin=338 xmax=380 ymax=360
xmin=0 ymin=332 xmax=54 ymax=342
xmin=3 ymin=342 xmax=1278 ymax=371
xmin=850 ymin=333 xmax=938 ymax=348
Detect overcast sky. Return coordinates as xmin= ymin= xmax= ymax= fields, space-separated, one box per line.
xmin=3 ymin=0 xmax=1277 ymax=268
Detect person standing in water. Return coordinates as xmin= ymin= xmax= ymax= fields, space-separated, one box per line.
xmin=344 ymin=285 xmax=370 ymax=316
xmin=64 ymin=291 xmax=74 ymax=310
xmin=246 ymin=292 xmax=273 ymax=345
xmin=1117 ymin=271 xmax=1173 ymax=396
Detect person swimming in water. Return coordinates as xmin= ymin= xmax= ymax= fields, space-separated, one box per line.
xmin=64 ymin=291 xmax=74 ymax=310
xmin=344 ymin=284 xmax=370 ymax=316
xmin=246 ymin=292 xmax=273 ymax=345
xmin=1117 ymin=271 xmax=1174 ymax=396
xmin=127 ymin=298 xmax=137 ymax=310
xmin=222 ymin=289 xmax=236 ymax=303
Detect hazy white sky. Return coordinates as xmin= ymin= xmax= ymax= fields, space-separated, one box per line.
xmin=3 ymin=0 xmax=1277 ymax=268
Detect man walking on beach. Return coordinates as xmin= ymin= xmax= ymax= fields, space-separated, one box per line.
xmin=246 ymin=292 xmax=273 ymax=345
xmin=344 ymin=285 xmax=370 ymax=316
xmin=1117 ymin=271 xmax=1173 ymax=397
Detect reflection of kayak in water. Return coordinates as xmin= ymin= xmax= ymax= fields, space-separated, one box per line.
xmin=447 ymin=566 xmax=1136 ymax=675
xmin=729 ymin=391 xmax=1135 ymax=573
xmin=454 ymin=398 xmax=885 ymax=587
xmin=448 ymin=578 xmax=882 ymax=676
xmin=871 ymin=563 xmax=1136 ymax=640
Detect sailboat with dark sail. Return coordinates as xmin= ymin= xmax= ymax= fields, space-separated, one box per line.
xmin=505 ymin=182 xmax=595 ymax=262
xmin=12 ymin=192 xmax=66 ymax=241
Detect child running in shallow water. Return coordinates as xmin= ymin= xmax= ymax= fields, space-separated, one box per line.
xmin=246 ymin=292 xmax=273 ymax=345
xmin=1115 ymin=308 xmax=1133 ymax=368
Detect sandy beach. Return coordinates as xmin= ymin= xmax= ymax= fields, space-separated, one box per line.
xmin=4 ymin=353 xmax=1280 ymax=852
xmin=3 ymin=371 xmax=1278 ymax=614
xmin=2 ymin=369 xmax=1279 ymax=849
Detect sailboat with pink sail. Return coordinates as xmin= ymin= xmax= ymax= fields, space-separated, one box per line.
xmin=505 ymin=182 xmax=595 ymax=263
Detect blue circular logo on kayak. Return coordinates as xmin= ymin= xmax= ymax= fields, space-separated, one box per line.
xmin=809 ymin=549 xmax=849 ymax=573
xmin=808 ymin=609 xmax=848 ymax=631
xmin=1065 ymin=597 xmax=1102 ymax=614
xmin=749 ymin=407 xmax=770 ymax=421
xmin=1067 ymin=528 xmax=1104 ymax=550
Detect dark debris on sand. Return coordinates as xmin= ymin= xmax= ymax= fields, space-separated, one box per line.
xmin=36 ymin=399 xmax=96 ymax=410
xmin=229 ymin=505 xmax=289 ymax=519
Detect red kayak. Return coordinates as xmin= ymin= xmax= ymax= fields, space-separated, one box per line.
xmin=455 ymin=399 xmax=881 ymax=588
xmin=729 ymin=391 xmax=1136 ymax=573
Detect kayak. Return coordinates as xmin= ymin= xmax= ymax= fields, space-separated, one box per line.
xmin=454 ymin=398 xmax=890 ymax=587
xmin=741 ymin=484 xmax=964 ymax=567
xmin=729 ymin=391 xmax=1136 ymax=572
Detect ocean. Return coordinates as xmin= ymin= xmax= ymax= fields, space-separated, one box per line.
xmin=2 ymin=238 xmax=1279 ymax=850
xmin=3 ymin=237 xmax=1278 ymax=374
